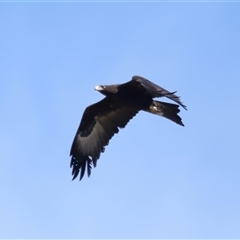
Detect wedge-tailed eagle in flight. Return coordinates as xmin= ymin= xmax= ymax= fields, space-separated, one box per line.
xmin=70 ymin=75 xmax=187 ymax=181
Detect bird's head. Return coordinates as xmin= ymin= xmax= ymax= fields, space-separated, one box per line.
xmin=95 ymin=85 xmax=105 ymax=91
xmin=94 ymin=84 xmax=119 ymax=96
xmin=94 ymin=85 xmax=107 ymax=96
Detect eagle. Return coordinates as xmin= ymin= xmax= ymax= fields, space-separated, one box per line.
xmin=70 ymin=75 xmax=187 ymax=181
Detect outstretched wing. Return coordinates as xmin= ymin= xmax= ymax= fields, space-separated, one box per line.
xmin=70 ymin=97 xmax=139 ymax=181
xmin=132 ymin=75 xmax=187 ymax=110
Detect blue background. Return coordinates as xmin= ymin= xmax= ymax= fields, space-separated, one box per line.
xmin=1 ymin=2 xmax=240 ymax=238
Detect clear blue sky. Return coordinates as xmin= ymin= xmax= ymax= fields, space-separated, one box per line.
xmin=1 ymin=2 xmax=240 ymax=238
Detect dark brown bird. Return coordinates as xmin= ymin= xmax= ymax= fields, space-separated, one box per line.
xmin=70 ymin=75 xmax=187 ymax=180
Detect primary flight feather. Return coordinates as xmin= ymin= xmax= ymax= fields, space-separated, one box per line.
xmin=70 ymin=75 xmax=187 ymax=181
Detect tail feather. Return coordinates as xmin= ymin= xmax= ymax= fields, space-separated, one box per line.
xmin=148 ymin=100 xmax=184 ymax=126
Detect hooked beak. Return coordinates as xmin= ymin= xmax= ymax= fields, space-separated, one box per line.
xmin=94 ymin=85 xmax=104 ymax=91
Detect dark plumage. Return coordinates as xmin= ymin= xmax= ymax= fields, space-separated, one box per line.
xmin=70 ymin=75 xmax=187 ymax=180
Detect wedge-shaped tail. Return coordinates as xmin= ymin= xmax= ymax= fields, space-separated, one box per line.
xmin=147 ymin=100 xmax=184 ymax=126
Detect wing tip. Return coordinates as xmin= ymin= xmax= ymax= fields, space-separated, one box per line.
xmin=70 ymin=155 xmax=93 ymax=181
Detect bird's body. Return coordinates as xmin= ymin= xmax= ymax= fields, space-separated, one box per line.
xmin=70 ymin=75 xmax=187 ymax=180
